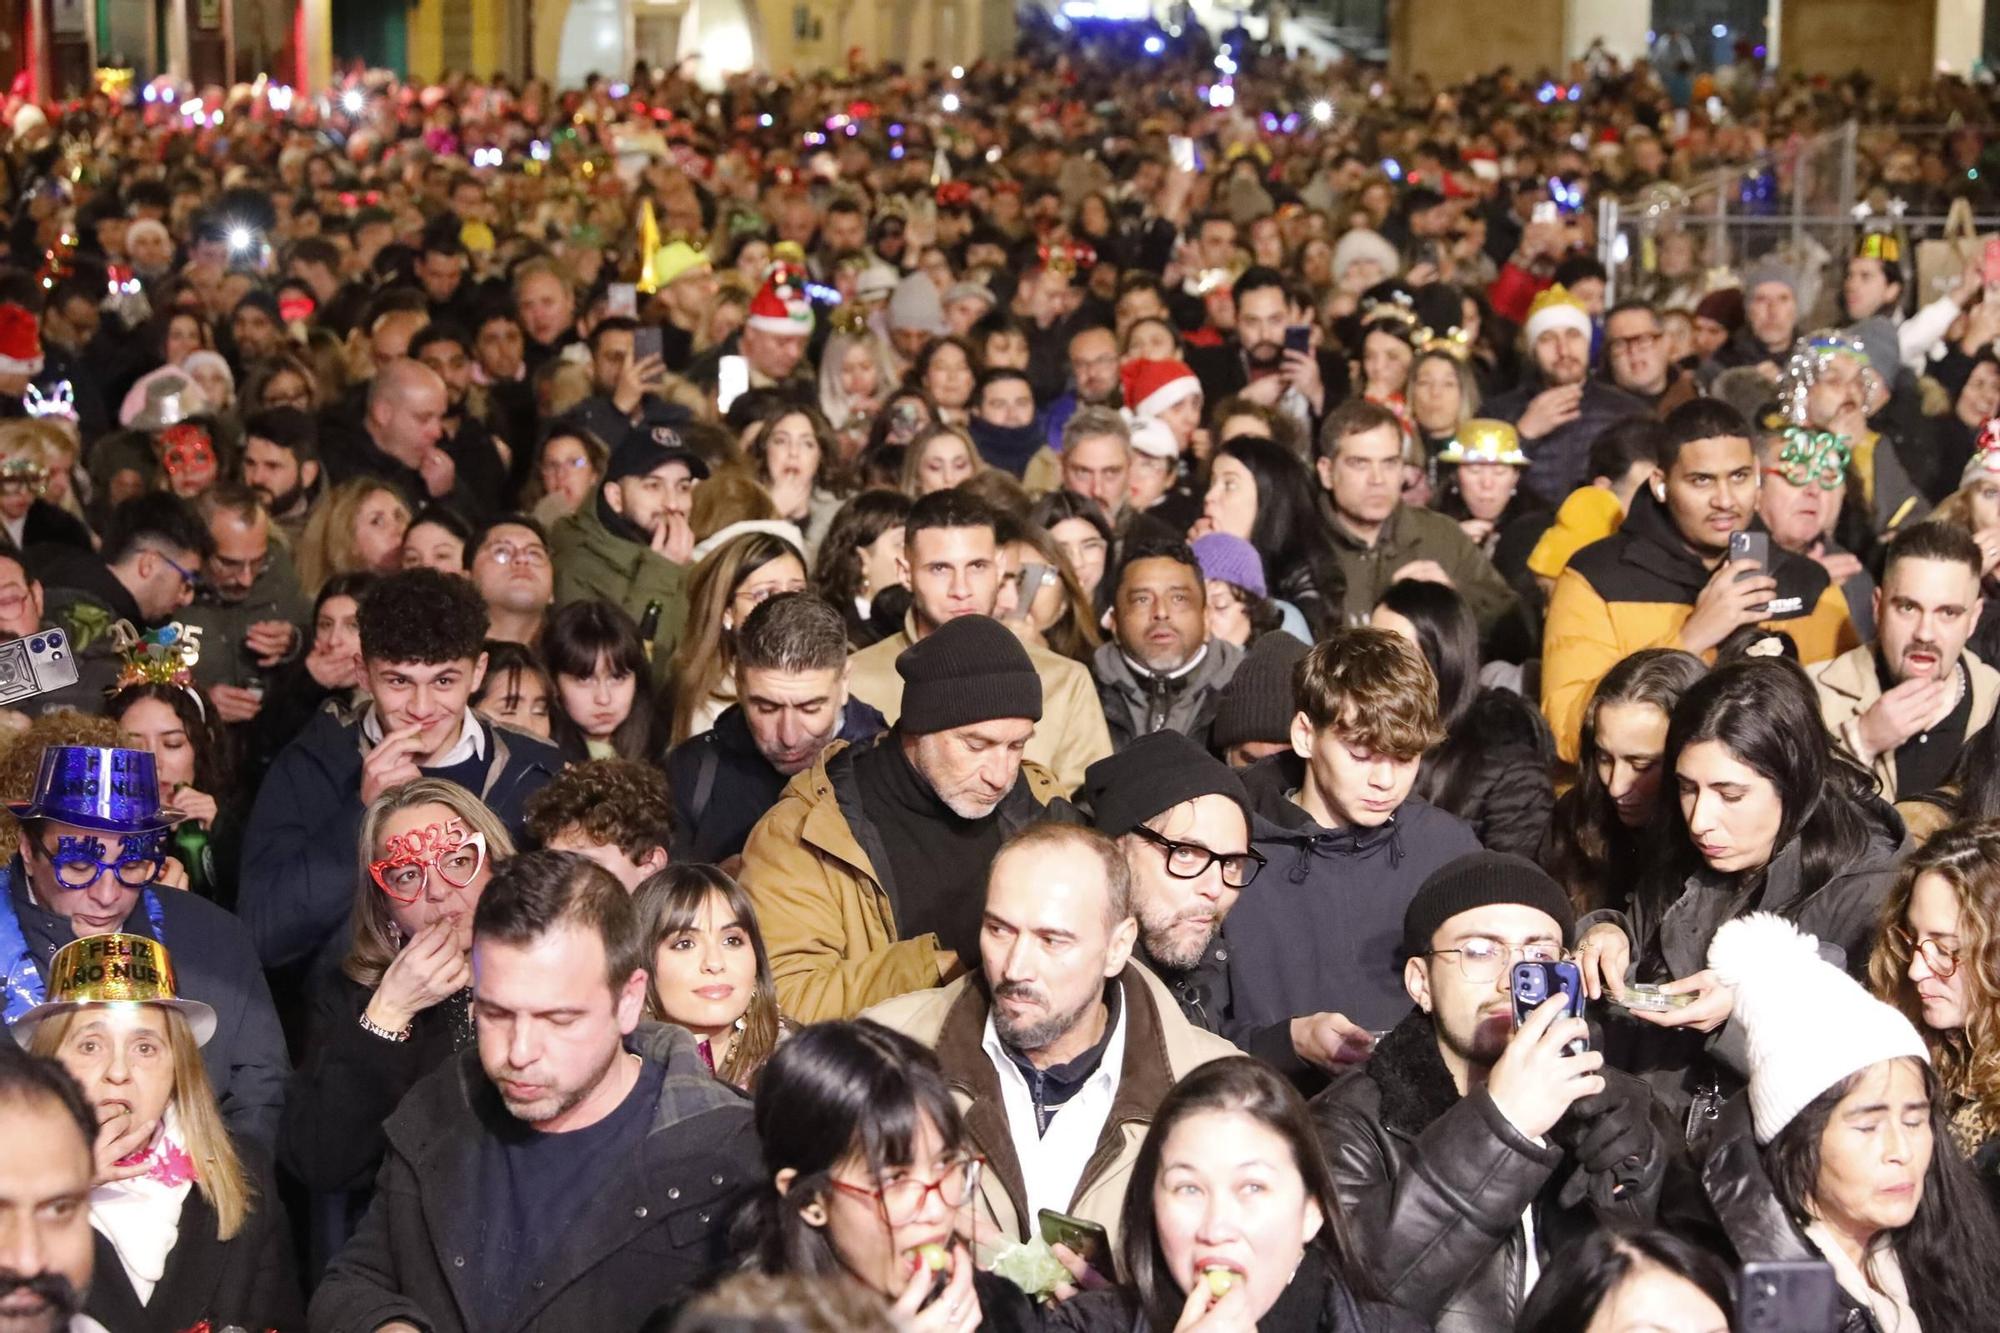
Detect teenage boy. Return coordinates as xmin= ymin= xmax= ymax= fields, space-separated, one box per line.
xmin=240 ymin=568 xmax=561 ymax=968
xmin=524 ymin=758 xmax=673 ymax=891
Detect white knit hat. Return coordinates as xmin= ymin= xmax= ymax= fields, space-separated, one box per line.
xmin=1126 ymin=417 xmax=1180 ymax=460
xmin=1709 ymin=913 xmax=1929 ymax=1145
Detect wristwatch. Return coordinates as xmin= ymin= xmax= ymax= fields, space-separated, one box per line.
xmin=358 ymin=1010 xmax=412 ymax=1043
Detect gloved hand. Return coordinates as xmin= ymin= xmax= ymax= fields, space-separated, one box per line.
xmin=1555 ymin=1065 xmax=1661 ymax=1209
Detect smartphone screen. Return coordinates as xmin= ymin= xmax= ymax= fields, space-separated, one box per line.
xmin=1169 ymin=135 xmax=1201 ymax=175
xmin=608 ymin=283 xmax=639 ymax=318
xmin=632 ymin=324 xmax=664 ymax=367
xmin=1284 ymin=325 xmax=1312 ymax=355
xmin=717 ymin=354 xmax=749 ymax=414
xmin=1531 ymin=200 xmax=1559 ymax=226
xmin=1983 ymin=236 xmax=2000 ymax=298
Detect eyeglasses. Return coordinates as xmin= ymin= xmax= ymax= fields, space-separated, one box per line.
xmin=369 ymin=827 xmax=488 ymax=903
xmin=32 ymin=831 xmax=166 ymax=891
xmin=208 ymin=553 xmax=273 ymax=582
xmin=149 ymin=548 xmax=201 ymax=591
xmin=1426 ymin=937 xmax=1565 ymax=984
xmin=828 ymin=1157 xmax=984 ymax=1227
xmin=1889 ymin=925 xmax=1962 ymax=979
xmin=482 ymin=543 xmax=549 ymax=568
xmin=1128 ymin=825 xmax=1266 ymax=889
xmin=1762 ymin=464 xmax=1845 ymax=491
xmin=1606 ymin=331 xmax=1662 ymax=356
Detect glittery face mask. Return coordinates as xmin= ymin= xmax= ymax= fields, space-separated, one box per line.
xmin=369 ymin=819 xmax=487 ymax=903
xmin=37 ymin=829 xmax=167 ymax=891
xmin=160 ymin=425 xmax=216 ymax=483
xmin=1769 ymin=427 xmax=1852 ymax=490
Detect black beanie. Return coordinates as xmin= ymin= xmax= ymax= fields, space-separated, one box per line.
xmin=1401 ymin=852 xmax=1577 ymax=959
xmin=896 ymin=616 xmax=1042 ymax=734
xmin=1210 ymin=633 xmax=1308 ymax=751
xmin=1081 ymin=731 xmax=1251 ymax=837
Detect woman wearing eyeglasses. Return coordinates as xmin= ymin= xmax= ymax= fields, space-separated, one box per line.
xmin=279 ymin=778 xmax=513 ymax=1257
xmin=1872 ymin=820 xmax=2000 ymax=1205
xmin=733 ymin=1020 xmax=1037 ymax=1333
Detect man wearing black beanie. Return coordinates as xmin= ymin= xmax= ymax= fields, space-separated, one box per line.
xmin=741 ymin=613 xmax=1075 ymax=1024
xmin=1312 ymin=852 xmax=1669 ymax=1333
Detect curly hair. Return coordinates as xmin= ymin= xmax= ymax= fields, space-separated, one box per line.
xmin=1293 ymin=626 xmax=1445 ymax=760
xmin=1872 ymin=819 xmax=2000 ymax=1155
xmin=358 ymin=567 xmax=490 ymax=665
xmin=523 ymin=758 xmax=673 ymax=863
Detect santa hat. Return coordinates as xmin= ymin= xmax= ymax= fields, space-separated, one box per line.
xmin=0 ymin=304 xmax=44 ymax=378
xmin=1120 ymin=358 xmax=1202 ymax=421
xmin=1128 ymin=417 xmax=1180 ymax=459
xmin=1523 ymin=284 xmax=1592 ymax=347
xmin=747 ymin=266 xmax=814 ymax=337
xmin=1709 ymin=913 xmax=1929 ymax=1145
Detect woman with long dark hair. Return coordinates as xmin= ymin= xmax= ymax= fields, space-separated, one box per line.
xmin=1574 ymin=659 xmax=1907 ymax=1126
xmin=1872 ymin=820 xmax=2000 ymax=1198
xmin=543 ymin=599 xmax=665 ymax=763
xmin=634 ymin=864 xmax=788 ymax=1092
xmin=1369 ymin=579 xmax=1553 ymax=858
xmin=1049 ymin=1057 xmax=1421 ymax=1333
xmin=1514 ymin=1228 xmax=1732 ymax=1333
xmin=111 ymin=680 xmax=240 ymax=907
xmin=811 ymin=488 xmax=911 ymax=648
xmin=1201 ymin=435 xmax=1346 ymax=638
xmin=737 ymin=1020 xmax=1037 ymax=1332
xmin=1538 ymin=648 xmax=1709 ymax=913
xmin=1702 ymin=912 xmax=2000 ymax=1332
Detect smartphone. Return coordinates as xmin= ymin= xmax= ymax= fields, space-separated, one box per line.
xmin=1511 ymin=960 xmax=1588 ymax=1055
xmin=608 ymin=282 xmax=639 ymax=318
xmin=633 ymin=324 xmax=664 ymax=367
xmin=1737 ymin=1260 xmax=1840 ymax=1333
xmin=0 ymin=629 xmax=78 ymax=706
xmin=1284 ymin=325 xmax=1313 ymax=355
xmin=1614 ymin=983 xmax=1697 ymax=1014
xmin=1038 ymin=1208 xmax=1112 ymax=1275
xmin=1169 ymin=135 xmax=1202 ymax=175
xmin=1983 ymin=236 xmax=2000 ymax=301
xmin=1531 ymin=200 xmax=1559 ymax=226
xmin=1729 ymin=530 xmax=1770 ymax=579
xmin=717 ymin=354 xmax=749 ymax=414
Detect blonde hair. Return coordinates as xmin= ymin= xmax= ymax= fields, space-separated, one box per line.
xmin=0 ymin=419 xmax=83 ymax=521
xmin=344 ymin=778 xmax=517 ymax=988
xmin=665 ymin=532 xmax=802 ymax=745
xmin=296 ymin=478 xmax=408 ymax=596
xmin=30 ymin=1006 xmax=253 ymax=1239
xmin=689 ymin=466 xmax=779 ymax=544
xmin=899 ymin=425 xmax=981 ymax=498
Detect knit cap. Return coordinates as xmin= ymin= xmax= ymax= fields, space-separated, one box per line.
xmin=1710 ymin=913 xmax=1930 ymax=1145
xmin=1081 ymin=730 xmax=1251 ymax=837
xmin=1331 ymin=228 xmax=1400 ymax=283
xmin=889 ymin=271 xmax=950 ymax=335
xmin=1191 ymin=533 xmax=1267 ymax=597
xmin=1693 ymin=287 xmax=1744 ymax=332
xmin=1401 ymin=852 xmax=1576 ymax=959
xmin=1208 ymin=632 xmax=1307 ymax=752
xmin=896 ymin=615 xmax=1042 ymax=734
xmin=1743 ymin=258 xmax=1798 ymax=302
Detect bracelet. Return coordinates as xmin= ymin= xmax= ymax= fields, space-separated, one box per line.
xmin=358 ymin=1010 xmax=412 ymax=1043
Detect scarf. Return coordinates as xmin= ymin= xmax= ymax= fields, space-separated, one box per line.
xmin=1804 ymin=1220 xmax=1921 ymax=1333
xmin=968 ymin=416 xmax=1045 ymax=479
xmin=91 ymin=1106 xmax=195 ymax=1305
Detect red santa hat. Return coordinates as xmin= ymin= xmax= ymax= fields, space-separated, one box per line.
xmin=1120 ymin=357 xmax=1202 ymax=421
xmin=0 ymin=304 xmax=44 ymax=378
xmin=747 ymin=265 xmax=814 ymax=337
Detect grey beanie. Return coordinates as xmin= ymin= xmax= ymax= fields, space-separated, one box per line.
xmin=889 ymin=271 xmax=951 ymax=335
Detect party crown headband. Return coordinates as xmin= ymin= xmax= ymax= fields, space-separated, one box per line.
xmin=23 ymin=381 xmax=75 ymax=423
xmin=108 ymin=620 xmax=205 ymax=716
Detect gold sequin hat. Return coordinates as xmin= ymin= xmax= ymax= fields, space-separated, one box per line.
xmin=1436 ymin=418 xmax=1529 ymax=467
xmin=11 ymin=933 xmax=215 ymax=1046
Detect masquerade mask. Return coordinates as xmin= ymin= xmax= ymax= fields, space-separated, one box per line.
xmin=37 ymin=830 xmax=167 ymax=891
xmin=161 ymin=424 xmax=216 ymax=480
xmin=0 ymin=456 xmax=47 ymax=493
xmin=369 ymin=819 xmax=487 ymax=903
xmin=1768 ymin=426 xmax=1852 ymax=489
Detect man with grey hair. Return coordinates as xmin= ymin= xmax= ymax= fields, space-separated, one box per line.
xmin=864 ymin=820 xmax=1237 ymax=1258
xmin=1057 ymin=406 xmax=1132 ymax=522
xmin=666 ymin=592 xmax=887 ymax=864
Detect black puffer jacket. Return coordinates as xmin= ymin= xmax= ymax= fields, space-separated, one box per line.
xmin=1420 ymin=689 xmax=1555 ymax=859
xmin=1310 ymin=1011 xmax=1668 ymax=1333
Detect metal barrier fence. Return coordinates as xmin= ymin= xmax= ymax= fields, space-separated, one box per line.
xmin=1600 ymin=120 xmax=2000 ymax=325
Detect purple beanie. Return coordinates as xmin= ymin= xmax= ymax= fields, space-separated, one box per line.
xmin=1191 ymin=533 xmax=1268 ymax=598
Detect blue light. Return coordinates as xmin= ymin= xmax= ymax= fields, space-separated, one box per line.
xmin=890 ymin=144 xmax=905 ymax=159
xmin=1143 ymin=35 xmax=1164 ymax=54
xmin=1536 ymin=82 xmax=1557 ymax=104
xmin=1711 ymin=23 xmax=1727 ymax=37
xmin=1382 ymin=158 xmax=1403 ymax=181
xmin=888 ymin=122 xmax=903 ymax=137
xmin=1281 ymin=113 xmax=1300 ymax=133
xmin=1566 ymin=85 xmax=1580 ymax=101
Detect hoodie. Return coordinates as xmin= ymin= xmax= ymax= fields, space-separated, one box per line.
xmin=1223 ymin=752 xmax=1481 ymax=1036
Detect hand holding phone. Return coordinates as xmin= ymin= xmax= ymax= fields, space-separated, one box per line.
xmin=1487 ymin=991 xmax=1605 ymax=1140
xmin=717 ymin=354 xmax=749 ymax=414
xmin=1284 ymin=324 xmax=1313 ymax=355
xmin=1511 ymin=960 xmax=1588 ymax=1055
xmin=1737 ymin=1261 xmax=1839 ymax=1333
xmin=1983 ymin=236 xmax=2000 ymax=303
xmin=1039 ymin=1208 xmax=1112 ymax=1276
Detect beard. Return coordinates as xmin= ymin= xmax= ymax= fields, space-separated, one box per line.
xmin=0 ymin=1269 xmax=81 ymax=1333
xmin=490 ymin=1041 xmax=620 ymax=1125
xmin=1137 ymin=900 xmax=1219 ymax=971
xmin=255 ymin=480 xmax=306 ymax=514
xmin=992 ymin=980 xmax=1100 ymax=1055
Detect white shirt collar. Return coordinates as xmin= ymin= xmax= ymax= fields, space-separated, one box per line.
xmin=361 ymin=705 xmax=487 ymax=766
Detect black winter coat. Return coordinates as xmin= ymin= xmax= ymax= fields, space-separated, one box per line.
xmin=308 ymin=1023 xmax=758 ymax=1333
xmin=84 ymin=1144 xmax=304 ymax=1332
xmin=1046 ymin=1249 xmax=1431 ymax=1332
xmin=1310 ymin=1011 xmax=1668 ymax=1333
xmin=1420 ymin=689 xmax=1555 ymax=859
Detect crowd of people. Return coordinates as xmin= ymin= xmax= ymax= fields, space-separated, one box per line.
xmin=0 ymin=23 xmax=1997 ymax=1333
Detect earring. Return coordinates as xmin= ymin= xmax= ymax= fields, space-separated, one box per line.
xmin=801 ymin=1203 xmax=828 ymax=1226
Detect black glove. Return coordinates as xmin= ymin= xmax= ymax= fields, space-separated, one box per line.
xmin=1555 ymin=1066 xmax=1661 ymax=1209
